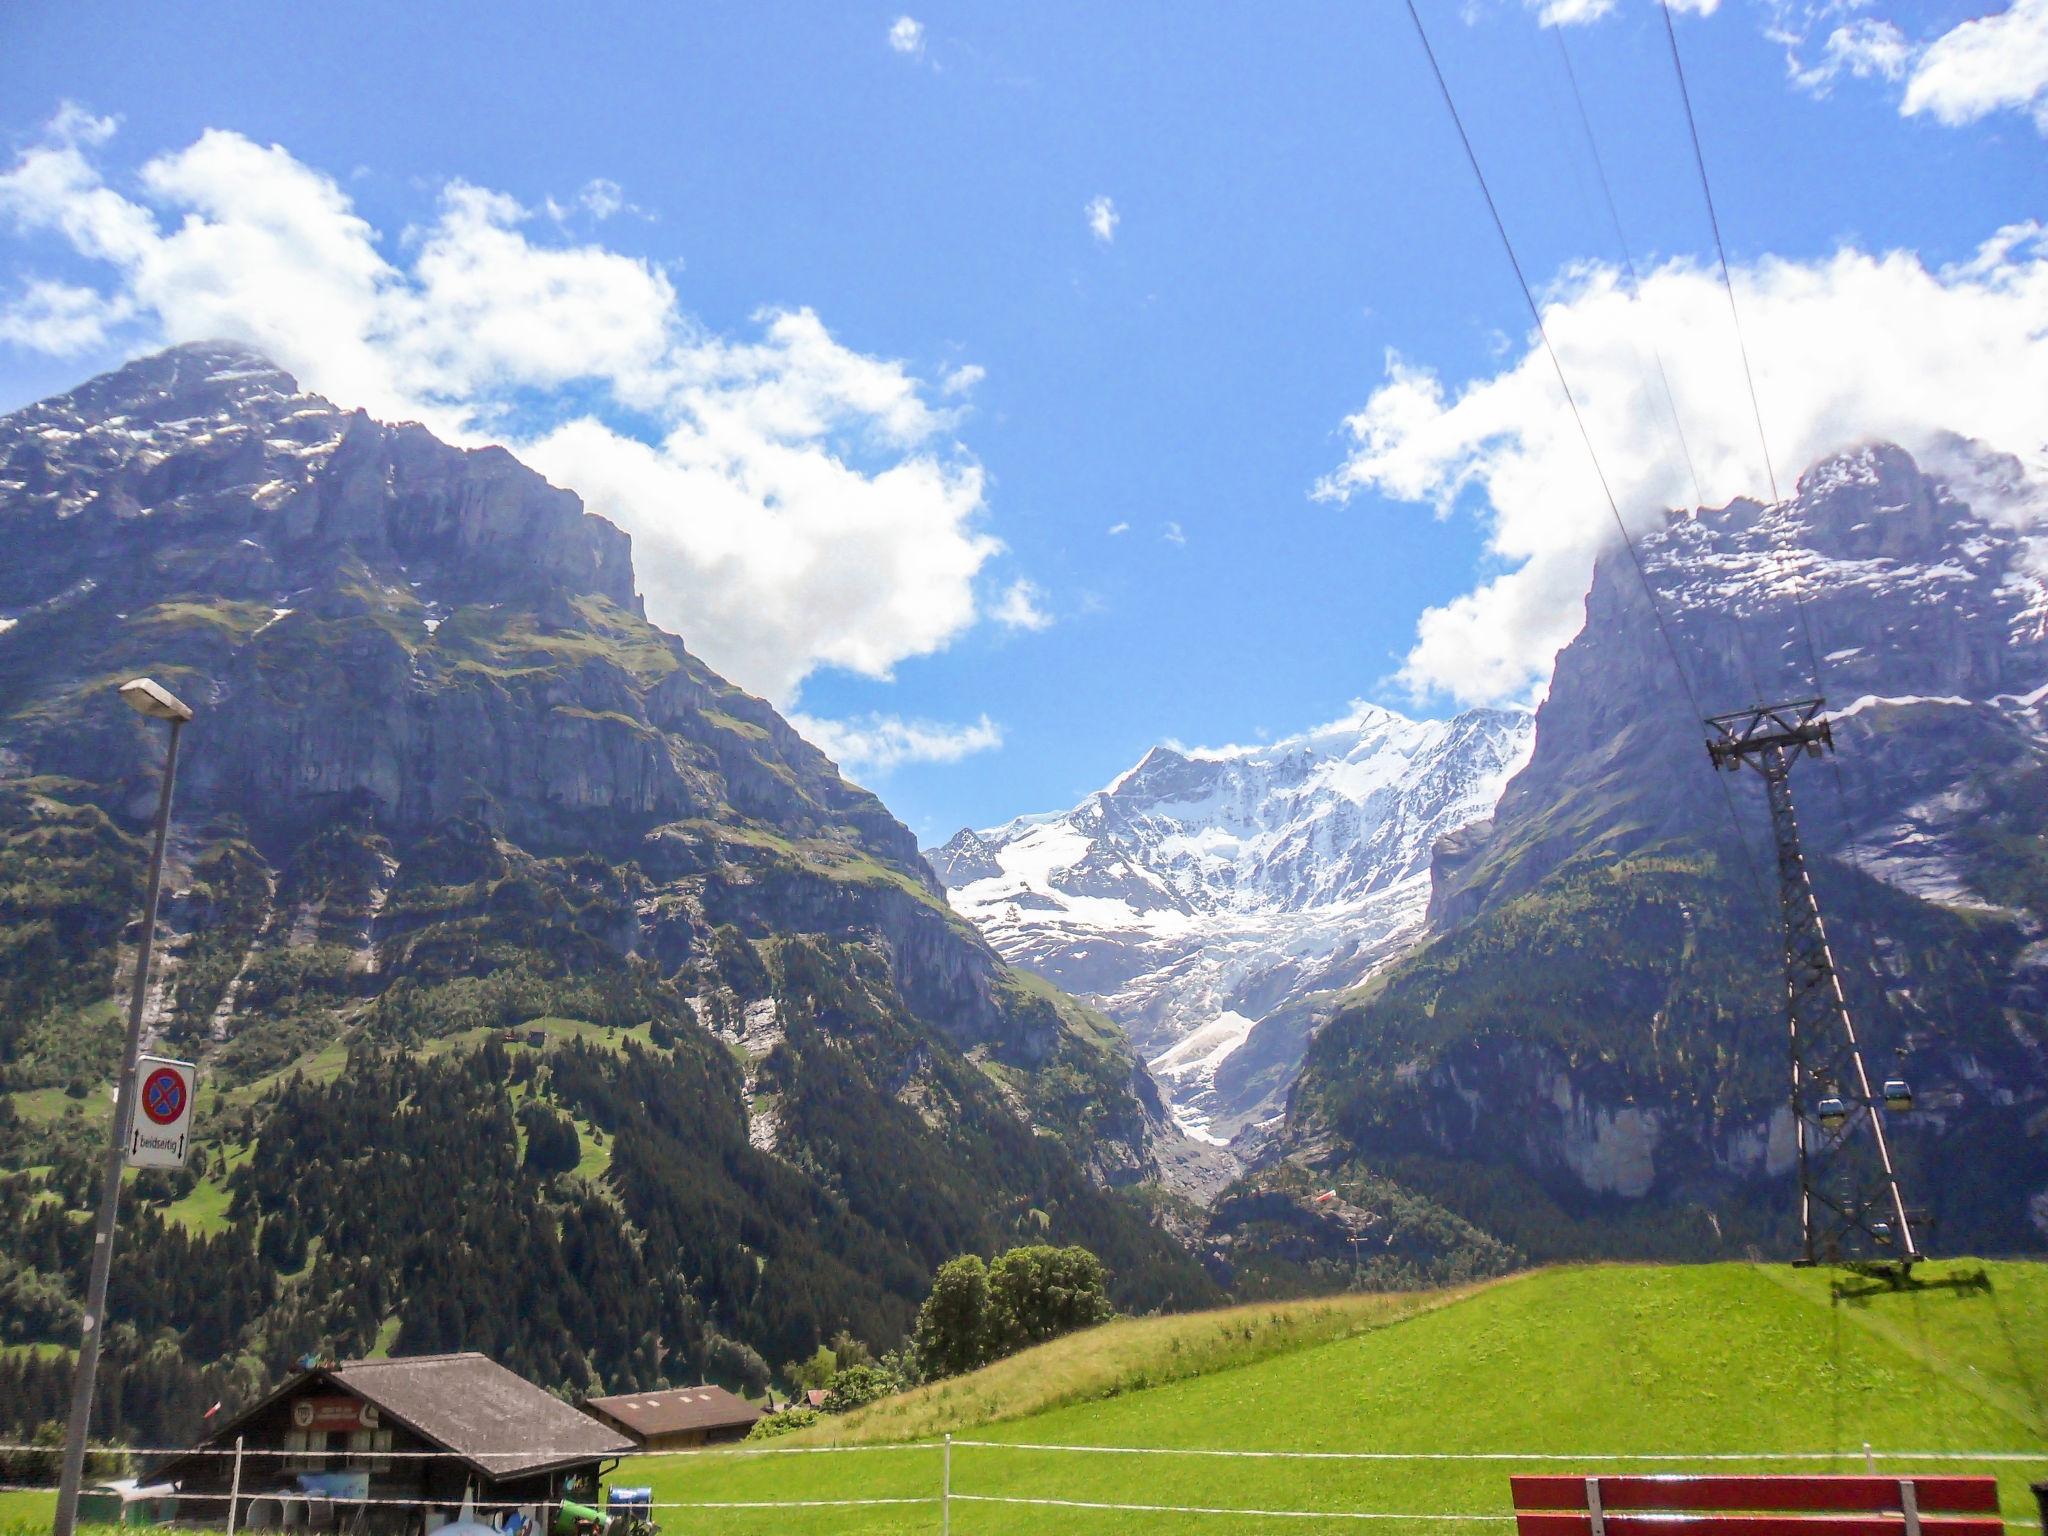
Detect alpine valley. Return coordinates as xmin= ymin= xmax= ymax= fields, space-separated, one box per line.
xmin=0 ymin=343 xmax=1215 ymax=1446
xmin=940 ymin=438 xmax=2048 ymax=1290
xmin=3 ymin=343 xmax=2045 ymax=1447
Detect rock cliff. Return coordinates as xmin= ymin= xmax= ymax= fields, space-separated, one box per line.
xmin=0 ymin=344 xmax=1212 ymax=1415
xmin=1277 ymin=441 xmax=2048 ymax=1261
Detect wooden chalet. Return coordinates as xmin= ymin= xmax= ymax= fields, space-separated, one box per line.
xmin=579 ymin=1386 xmax=762 ymax=1451
xmin=155 ymin=1353 xmax=632 ymax=1533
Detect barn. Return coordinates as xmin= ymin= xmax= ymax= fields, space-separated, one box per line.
xmin=156 ymin=1353 xmax=632 ymax=1533
xmin=578 ymin=1387 xmax=762 ymax=1451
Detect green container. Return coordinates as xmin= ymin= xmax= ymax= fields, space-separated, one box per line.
xmin=552 ymin=1499 xmax=606 ymax=1536
xmin=76 ymin=1487 xmax=174 ymax=1526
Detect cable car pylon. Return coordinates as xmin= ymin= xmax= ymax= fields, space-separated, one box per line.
xmin=1704 ymin=699 xmax=1919 ymax=1271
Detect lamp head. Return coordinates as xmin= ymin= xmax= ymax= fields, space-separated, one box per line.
xmin=119 ymin=677 xmax=195 ymax=723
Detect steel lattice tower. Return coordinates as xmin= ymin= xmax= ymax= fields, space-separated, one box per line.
xmin=1704 ymin=700 xmax=1919 ymax=1270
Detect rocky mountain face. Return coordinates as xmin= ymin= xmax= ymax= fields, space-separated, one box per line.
xmin=925 ymin=706 xmax=1532 ymax=1148
xmin=1277 ymin=441 xmax=2048 ymax=1264
xmin=0 ymin=343 xmax=1212 ymax=1434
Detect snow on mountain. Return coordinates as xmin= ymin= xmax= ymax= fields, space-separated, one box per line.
xmin=925 ymin=704 xmax=1533 ymax=1143
xmin=1279 ymin=441 xmax=2048 ymax=1251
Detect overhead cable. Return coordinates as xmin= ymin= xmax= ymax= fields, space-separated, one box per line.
xmin=1398 ymin=0 xmax=1771 ymax=908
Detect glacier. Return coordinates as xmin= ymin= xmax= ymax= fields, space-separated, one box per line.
xmin=926 ymin=703 xmax=1533 ymax=1142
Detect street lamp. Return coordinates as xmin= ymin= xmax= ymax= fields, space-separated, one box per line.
xmin=51 ymin=678 xmax=195 ymax=1536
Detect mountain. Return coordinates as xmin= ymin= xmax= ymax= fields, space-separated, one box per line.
xmin=0 ymin=342 xmax=1213 ymax=1444
xmin=924 ymin=706 xmax=1533 ymax=1147
xmin=1275 ymin=440 xmax=2048 ymax=1264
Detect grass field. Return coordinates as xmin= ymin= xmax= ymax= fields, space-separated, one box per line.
xmin=636 ymin=1261 xmax=2048 ymax=1534
xmin=2 ymin=1262 xmax=2041 ymax=1536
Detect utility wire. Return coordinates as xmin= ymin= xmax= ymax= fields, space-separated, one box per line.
xmin=1399 ymin=0 xmax=1691 ymax=712
xmin=1550 ymin=25 xmax=1704 ymax=514
xmin=1657 ymin=2 xmax=1779 ymax=511
xmin=1547 ymin=22 xmax=1772 ymax=710
xmin=1399 ymin=0 xmax=1771 ymax=910
xmin=1656 ymin=0 xmax=1899 ymax=1098
xmin=1657 ymin=0 xmax=1831 ymax=716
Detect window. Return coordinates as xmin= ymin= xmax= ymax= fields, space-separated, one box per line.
xmin=346 ymin=1429 xmax=393 ymax=1473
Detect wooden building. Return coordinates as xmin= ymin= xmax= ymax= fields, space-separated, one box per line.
xmin=156 ymin=1353 xmax=632 ymax=1534
xmin=579 ymin=1387 xmax=762 ymax=1451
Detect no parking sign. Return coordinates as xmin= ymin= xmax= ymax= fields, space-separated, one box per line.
xmin=125 ymin=1055 xmax=196 ymax=1168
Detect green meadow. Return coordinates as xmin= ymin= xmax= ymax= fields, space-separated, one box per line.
xmin=636 ymin=1261 xmax=2047 ymax=1534
xmin=4 ymin=1263 xmax=2042 ymax=1536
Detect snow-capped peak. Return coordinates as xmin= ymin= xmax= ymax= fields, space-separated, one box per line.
xmin=942 ymin=703 xmax=1531 ymax=925
xmin=924 ymin=703 xmax=1535 ymax=1142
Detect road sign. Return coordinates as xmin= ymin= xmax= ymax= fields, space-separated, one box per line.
xmin=124 ymin=1055 xmax=195 ymax=1168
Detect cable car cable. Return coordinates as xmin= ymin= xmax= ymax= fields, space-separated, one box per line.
xmin=1549 ymin=24 xmax=1705 ymax=514
xmin=1398 ymin=0 xmax=1770 ymax=911
xmin=1656 ymin=2 xmax=1920 ymax=1214
xmin=1656 ymin=0 xmax=1782 ymax=513
xmin=1548 ymin=21 xmax=1771 ymax=710
xmin=1656 ymin=1 xmax=1878 ymax=891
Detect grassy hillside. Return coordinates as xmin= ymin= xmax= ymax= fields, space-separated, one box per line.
xmin=4 ymin=1262 xmax=2040 ymax=1535
xmin=650 ymin=1261 xmax=2043 ymax=1533
xmin=786 ymin=1282 xmax=1495 ymax=1445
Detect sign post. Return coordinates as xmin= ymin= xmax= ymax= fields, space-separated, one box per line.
xmin=53 ymin=679 xmax=193 ymax=1536
xmin=125 ymin=1056 xmax=196 ymax=1169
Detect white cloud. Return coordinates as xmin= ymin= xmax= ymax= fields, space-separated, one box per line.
xmin=1902 ymin=0 xmax=2048 ymax=132
xmin=1773 ymin=1 xmax=2048 ymax=133
xmin=0 ymin=113 xmax=1016 ymax=712
xmin=1529 ymin=0 xmax=1618 ymax=26
xmin=1317 ymin=226 xmax=2048 ymax=706
xmin=992 ymin=577 xmax=1052 ymax=632
xmin=1085 ymin=194 xmax=1119 ymax=245
xmin=0 ymin=277 xmax=131 ymax=351
xmin=1793 ymin=19 xmax=1912 ymax=93
xmin=1106 ymin=521 xmax=1131 ymax=536
xmin=888 ymin=15 xmax=926 ymax=56
xmin=788 ymin=710 xmax=1001 ymax=777
xmin=1162 ymin=520 xmax=1186 ymax=546
xmin=48 ymin=101 xmax=118 ymax=148
xmin=940 ymin=362 xmax=985 ymax=395
xmin=578 ymin=177 xmax=629 ymax=220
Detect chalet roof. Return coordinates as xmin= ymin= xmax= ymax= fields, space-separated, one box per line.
xmin=581 ymin=1386 xmax=762 ymax=1439
xmin=326 ymin=1355 xmax=631 ymax=1476
xmin=159 ymin=1353 xmax=631 ymax=1485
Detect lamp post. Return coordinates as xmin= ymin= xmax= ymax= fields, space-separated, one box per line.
xmin=52 ymin=678 xmax=194 ymax=1536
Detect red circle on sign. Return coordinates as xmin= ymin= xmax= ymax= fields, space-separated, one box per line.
xmin=141 ymin=1066 xmax=186 ymax=1125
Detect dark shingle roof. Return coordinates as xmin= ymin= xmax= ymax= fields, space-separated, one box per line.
xmin=158 ymin=1354 xmax=632 ymax=1485
xmin=327 ymin=1354 xmax=632 ymax=1477
xmin=582 ymin=1386 xmax=762 ymax=1439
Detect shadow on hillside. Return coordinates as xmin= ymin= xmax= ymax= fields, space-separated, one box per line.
xmin=1827 ymin=1265 xmax=2046 ymax=1431
xmin=1828 ymin=1266 xmax=1991 ymax=1303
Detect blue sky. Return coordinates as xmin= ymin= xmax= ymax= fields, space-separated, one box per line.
xmin=4 ymin=1 xmax=2045 ymax=843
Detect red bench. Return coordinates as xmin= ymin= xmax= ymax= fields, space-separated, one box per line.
xmin=1511 ymin=1475 xmax=2004 ymax=1536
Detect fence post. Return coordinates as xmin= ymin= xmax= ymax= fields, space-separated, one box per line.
xmin=942 ymin=1434 xmax=952 ymax=1536
xmin=227 ymin=1435 xmax=245 ymax=1536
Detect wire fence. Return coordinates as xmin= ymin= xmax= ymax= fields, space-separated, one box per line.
xmin=2 ymin=1438 xmax=2039 ymax=1528
xmin=4 ymin=1441 xmax=2038 ymax=1465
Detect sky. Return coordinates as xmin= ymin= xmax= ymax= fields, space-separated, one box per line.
xmin=3 ymin=0 xmax=2045 ymax=844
